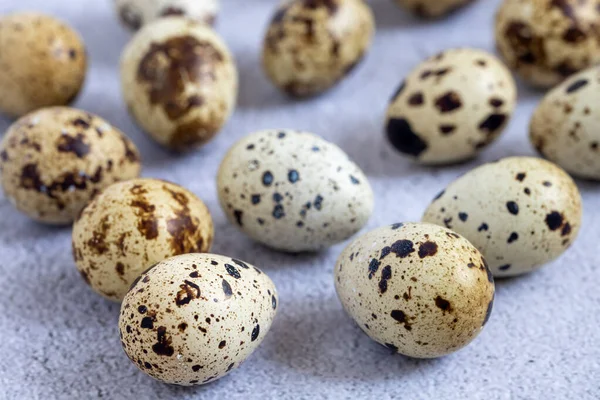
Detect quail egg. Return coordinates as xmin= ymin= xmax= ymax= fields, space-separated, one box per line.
xmin=262 ymin=0 xmax=375 ymax=97
xmin=335 ymin=222 xmax=495 ymax=358
xmin=0 ymin=107 xmax=141 ymax=224
xmin=0 ymin=13 xmax=87 ymax=118
xmin=217 ymin=129 xmax=374 ymax=252
xmin=121 ymin=17 xmax=237 ymax=151
xmin=394 ymin=0 xmax=478 ymax=18
xmin=386 ymin=48 xmax=516 ymax=165
xmin=422 ymin=157 xmax=582 ymax=277
xmin=530 ymin=66 xmax=600 ymax=180
xmin=495 ymin=0 xmax=600 ymax=88
xmin=119 ymin=253 xmax=278 ymax=385
xmin=115 ymin=0 xmax=219 ymax=30
xmin=73 ymin=178 xmax=214 ymax=301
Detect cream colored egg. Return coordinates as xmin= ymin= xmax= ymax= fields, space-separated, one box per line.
xmin=530 ymin=66 xmax=600 ymax=180
xmin=394 ymin=0 xmax=477 ymax=18
xmin=72 ymin=178 xmax=214 ymax=301
xmin=495 ymin=0 xmax=600 ymax=88
xmin=121 ymin=17 xmax=237 ymax=151
xmin=0 ymin=107 xmax=141 ymax=224
xmin=262 ymin=0 xmax=374 ymax=97
xmin=119 ymin=253 xmax=278 ymax=385
xmin=335 ymin=222 xmax=495 ymax=358
xmin=422 ymin=157 xmax=582 ymax=277
xmin=0 ymin=13 xmax=87 ymax=118
xmin=386 ymin=48 xmax=516 ymax=165
xmin=115 ymin=0 xmax=219 ymax=30
xmin=217 ymin=129 xmax=374 ymax=252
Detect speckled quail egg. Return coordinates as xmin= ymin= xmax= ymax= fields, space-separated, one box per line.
xmin=394 ymin=0 xmax=478 ymax=18
xmin=73 ymin=178 xmax=214 ymax=301
xmin=119 ymin=253 xmax=278 ymax=386
xmin=262 ymin=0 xmax=375 ymax=97
xmin=386 ymin=48 xmax=516 ymax=165
xmin=0 ymin=107 xmax=141 ymax=224
xmin=422 ymin=157 xmax=582 ymax=277
xmin=335 ymin=222 xmax=495 ymax=358
xmin=495 ymin=0 xmax=600 ymax=88
xmin=121 ymin=17 xmax=237 ymax=151
xmin=0 ymin=13 xmax=87 ymax=118
xmin=530 ymin=66 xmax=600 ymax=180
xmin=217 ymin=129 xmax=374 ymax=252
xmin=115 ymin=0 xmax=219 ymax=30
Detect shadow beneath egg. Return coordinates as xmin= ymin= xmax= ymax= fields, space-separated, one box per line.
xmin=264 ymin=294 xmax=444 ymax=381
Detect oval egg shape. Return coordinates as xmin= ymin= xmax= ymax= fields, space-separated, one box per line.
xmin=115 ymin=0 xmax=219 ymax=30
xmin=0 ymin=107 xmax=141 ymax=224
xmin=217 ymin=129 xmax=374 ymax=252
xmin=73 ymin=178 xmax=214 ymax=301
xmin=121 ymin=17 xmax=238 ymax=151
xmin=495 ymin=0 xmax=600 ymax=88
xmin=386 ymin=48 xmax=516 ymax=165
xmin=335 ymin=222 xmax=495 ymax=358
xmin=530 ymin=66 xmax=600 ymax=180
xmin=0 ymin=13 xmax=87 ymax=118
xmin=119 ymin=253 xmax=278 ymax=385
xmin=422 ymin=157 xmax=582 ymax=277
xmin=262 ymin=0 xmax=375 ymax=97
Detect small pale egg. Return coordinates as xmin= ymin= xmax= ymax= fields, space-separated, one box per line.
xmin=115 ymin=0 xmax=219 ymax=30
xmin=119 ymin=253 xmax=278 ymax=386
xmin=530 ymin=66 xmax=600 ymax=180
xmin=394 ymin=0 xmax=478 ymax=18
xmin=120 ymin=17 xmax=237 ymax=151
xmin=495 ymin=0 xmax=600 ymax=88
xmin=217 ymin=129 xmax=374 ymax=252
xmin=335 ymin=222 xmax=495 ymax=358
xmin=0 ymin=13 xmax=87 ymax=118
xmin=262 ymin=0 xmax=375 ymax=97
xmin=72 ymin=178 xmax=214 ymax=301
xmin=386 ymin=48 xmax=516 ymax=165
xmin=422 ymin=157 xmax=582 ymax=277
xmin=0 ymin=107 xmax=141 ymax=224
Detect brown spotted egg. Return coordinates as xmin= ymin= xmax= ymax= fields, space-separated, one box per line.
xmin=530 ymin=66 xmax=600 ymax=180
xmin=0 ymin=107 xmax=141 ymax=224
xmin=115 ymin=0 xmax=219 ymax=30
xmin=119 ymin=253 xmax=278 ymax=386
xmin=394 ymin=0 xmax=478 ymax=18
xmin=335 ymin=222 xmax=495 ymax=358
xmin=386 ymin=48 xmax=516 ymax=165
xmin=262 ymin=0 xmax=375 ymax=97
xmin=0 ymin=13 xmax=87 ymax=118
xmin=422 ymin=157 xmax=582 ymax=277
xmin=73 ymin=178 xmax=214 ymax=301
xmin=217 ymin=129 xmax=374 ymax=252
xmin=495 ymin=0 xmax=600 ymax=88
xmin=120 ymin=17 xmax=237 ymax=151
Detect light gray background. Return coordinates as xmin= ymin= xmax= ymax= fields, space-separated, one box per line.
xmin=0 ymin=0 xmax=598 ymax=399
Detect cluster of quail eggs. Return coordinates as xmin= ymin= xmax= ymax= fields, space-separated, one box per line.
xmin=0 ymin=0 xmax=596 ymax=387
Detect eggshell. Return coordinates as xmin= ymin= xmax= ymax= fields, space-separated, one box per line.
xmin=422 ymin=157 xmax=582 ymax=277
xmin=0 ymin=13 xmax=87 ymax=118
xmin=495 ymin=0 xmax=600 ymax=88
xmin=335 ymin=222 xmax=495 ymax=358
xmin=530 ymin=66 xmax=600 ymax=180
xmin=262 ymin=0 xmax=375 ymax=97
xmin=217 ymin=129 xmax=374 ymax=252
xmin=0 ymin=107 xmax=141 ymax=224
xmin=394 ymin=0 xmax=477 ymax=18
xmin=119 ymin=253 xmax=278 ymax=385
xmin=115 ymin=0 xmax=219 ymax=30
xmin=121 ymin=17 xmax=237 ymax=151
xmin=73 ymin=178 xmax=214 ymax=301
xmin=386 ymin=48 xmax=516 ymax=165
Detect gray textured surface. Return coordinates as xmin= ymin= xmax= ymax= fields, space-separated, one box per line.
xmin=0 ymin=0 xmax=599 ymax=399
